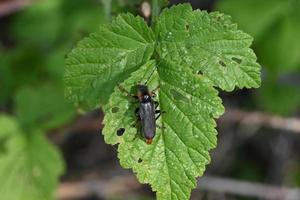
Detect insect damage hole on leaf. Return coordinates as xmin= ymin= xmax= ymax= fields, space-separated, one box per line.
xmin=219 ymin=60 xmax=227 ymax=67
xmin=232 ymin=57 xmax=242 ymax=64
xmin=111 ymin=107 xmax=120 ymax=113
xmin=117 ymin=128 xmax=125 ymax=136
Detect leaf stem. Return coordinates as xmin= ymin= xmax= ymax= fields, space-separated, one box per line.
xmin=151 ymin=0 xmax=160 ymax=24
xmin=102 ymin=0 xmax=112 ymax=21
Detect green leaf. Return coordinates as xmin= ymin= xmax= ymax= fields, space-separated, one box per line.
xmin=101 ymin=0 xmax=112 ymax=20
xmin=14 ymin=85 xmax=75 ymax=131
xmin=103 ymin=60 xmax=224 ymax=199
xmin=0 ymin=115 xmax=64 ymax=200
xmin=216 ymin=0 xmax=290 ymax=40
xmin=155 ymin=4 xmax=261 ymax=91
xmin=257 ymin=81 xmax=300 ymax=116
xmin=217 ymin=0 xmax=300 ymax=72
xmin=65 ymin=13 xmax=155 ymax=109
xmin=66 ymin=3 xmax=261 ymax=200
xmin=11 ymin=0 xmax=63 ymax=46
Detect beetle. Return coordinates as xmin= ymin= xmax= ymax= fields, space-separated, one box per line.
xmin=136 ymin=84 xmax=162 ymax=144
xmin=118 ymin=83 xmax=162 ymax=145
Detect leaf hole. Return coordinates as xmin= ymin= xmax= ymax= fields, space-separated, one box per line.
xmin=232 ymin=57 xmax=242 ymax=64
xmin=111 ymin=107 xmax=120 ymax=113
xmin=185 ymin=24 xmax=190 ymax=31
xmin=170 ymin=89 xmax=189 ymax=103
xmin=117 ymin=128 xmax=125 ymax=136
xmin=138 ymin=158 xmax=143 ymax=163
xmin=197 ymin=70 xmax=203 ymax=75
xmin=219 ymin=60 xmax=226 ymax=67
xmin=0 ymin=137 xmax=8 ymax=155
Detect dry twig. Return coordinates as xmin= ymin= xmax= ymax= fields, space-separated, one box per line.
xmin=220 ymin=109 xmax=300 ymax=134
xmin=58 ymin=175 xmax=300 ymax=200
xmin=0 ymin=0 xmax=31 ymax=17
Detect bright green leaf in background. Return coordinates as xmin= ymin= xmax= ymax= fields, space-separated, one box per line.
xmin=65 ymin=4 xmax=261 ymax=200
xmin=257 ymin=80 xmax=300 ymax=116
xmin=0 ymin=115 xmax=64 ymax=200
xmin=14 ymin=85 xmax=75 ymax=131
xmin=217 ymin=0 xmax=300 ymax=115
xmin=0 ymin=1 xmax=106 ymax=199
xmin=217 ymin=0 xmax=300 ymax=72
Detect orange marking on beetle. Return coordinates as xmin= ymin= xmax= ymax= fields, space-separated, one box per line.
xmin=146 ymin=139 xmax=153 ymax=145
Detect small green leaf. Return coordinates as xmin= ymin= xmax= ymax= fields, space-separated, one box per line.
xmin=65 ymin=13 xmax=155 ymax=109
xmin=216 ymin=0 xmax=290 ymax=40
xmin=0 ymin=115 xmax=64 ymax=200
xmin=14 ymin=84 xmax=75 ymax=131
xmin=103 ymin=60 xmax=224 ymax=199
xmin=217 ymin=0 xmax=300 ymax=72
xmin=257 ymin=81 xmax=300 ymax=116
xmin=101 ymin=0 xmax=112 ymax=20
xmin=155 ymin=4 xmax=261 ymax=91
xmin=11 ymin=0 xmax=63 ymax=46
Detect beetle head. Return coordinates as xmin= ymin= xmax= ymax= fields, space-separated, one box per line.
xmin=137 ymin=84 xmax=151 ymax=102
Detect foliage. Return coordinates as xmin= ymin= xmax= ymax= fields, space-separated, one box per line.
xmin=0 ymin=115 xmax=64 ymax=200
xmin=65 ymin=4 xmax=261 ymax=199
xmin=0 ymin=0 xmax=108 ymax=199
xmin=14 ymin=85 xmax=75 ymax=131
xmin=216 ymin=0 xmax=300 ymax=115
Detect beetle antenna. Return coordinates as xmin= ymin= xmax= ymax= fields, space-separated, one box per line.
xmin=144 ymin=65 xmax=157 ymax=85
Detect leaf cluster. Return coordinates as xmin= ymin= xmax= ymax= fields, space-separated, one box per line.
xmin=0 ymin=0 xmax=109 ymax=199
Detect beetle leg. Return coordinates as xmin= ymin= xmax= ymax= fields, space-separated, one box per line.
xmin=131 ymin=108 xmax=140 ymax=127
xmin=152 ymin=85 xmax=160 ymax=93
xmin=154 ymin=101 xmax=159 ymax=109
xmin=156 ymin=124 xmax=165 ymax=129
xmin=155 ymin=113 xmax=161 ymax=120
xmin=150 ymin=85 xmax=160 ymax=97
xmin=118 ymin=84 xmax=138 ymax=100
xmin=155 ymin=110 xmax=166 ymax=120
xmin=135 ymin=108 xmax=140 ymax=118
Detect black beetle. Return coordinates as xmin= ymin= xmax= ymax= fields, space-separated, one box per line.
xmin=118 ymin=84 xmax=162 ymax=144
xmin=136 ymin=84 xmax=160 ymax=144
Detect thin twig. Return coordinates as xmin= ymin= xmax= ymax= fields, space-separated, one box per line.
xmin=57 ymin=175 xmax=300 ymax=200
xmin=58 ymin=175 xmax=140 ymax=200
xmin=0 ymin=0 xmax=31 ymax=17
xmin=220 ymin=109 xmax=300 ymax=134
xmin=198 ymin=176 xmax=300 ymax=200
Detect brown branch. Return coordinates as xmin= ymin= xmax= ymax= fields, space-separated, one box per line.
xmin=0 ymin=0 xmax=31 ymax=17
xmin=198 ymin=176 xmax=300 ymax=200
xmin=57 ymin=175 xmax=300 ymax=200
xmin=220 ymin=108 xmax=300 ymax=134
xmin=58 ymin=175 xmax=140 ymax=200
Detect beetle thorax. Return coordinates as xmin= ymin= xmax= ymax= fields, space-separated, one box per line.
xmin=137 ymin=84 xmax=151 ymax=103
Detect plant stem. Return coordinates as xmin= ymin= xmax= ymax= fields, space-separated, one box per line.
xmin=151 ymin=0 xmax=160 ymax=24
xmin=102 ymin=0 xmax=112 ymax=21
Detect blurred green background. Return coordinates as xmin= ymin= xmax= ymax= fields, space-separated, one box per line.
xmin=0 ymin=0 xmax=299 ymax=200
